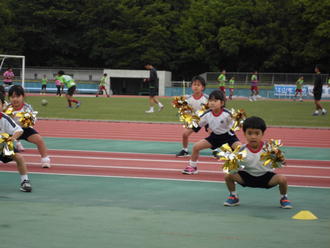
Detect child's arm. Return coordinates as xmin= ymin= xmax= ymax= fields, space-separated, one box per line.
xmin=8 ymin=130 xmax=23 ymax=141
xmin=2 ymin=113 xmax=24 ymax=139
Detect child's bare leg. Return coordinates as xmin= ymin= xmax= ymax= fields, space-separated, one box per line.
xmin=268 ymin=174 xmax=288 ymax=195
xmin=13 ymin=153 xmax=28 ymax=175
xmin=182 ymin=128 xmax=194 ymax=149
xmin=224 ymin=173 xmax=244 ymax=192
xmin=182 ymin=139 xmax=211 ymax=175
xmin=13 ymin=153 xmax=32 ymax=192
xmin=27 ymin=134 xmax=48 ymax=158
xmin=191 ymin=139 xmax=212 ymax=162
xmin=27 ymin=134 xmax=50 ymax=168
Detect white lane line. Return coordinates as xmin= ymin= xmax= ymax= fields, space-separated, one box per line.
xmin=2 ymin=171 xmax=330 ymax=189
xmin=22 ymin=154 xmax=330 ymax=168
xmin=23 ymin=162 xmax=330 ymax=179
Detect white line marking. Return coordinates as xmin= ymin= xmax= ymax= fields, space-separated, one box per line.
xmin=22 ymin=154 xmax=330 ymax=168
xmin=23 ymin=148 xmax=330 ymax=162
xmin=2 ymin=171 xmax=330 ymax=189
xmin=23 ymin=162 xmax=330 ymax=179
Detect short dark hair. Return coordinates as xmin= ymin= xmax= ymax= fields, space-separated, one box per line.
xmin=208 ymin=90 xmax=225 ymax=101
xmin=243 ymin=116 xmax=267 ymax=133
xmin=191 ymin=75 xmax=206 ymax=87
xmin=8 ymin=85 xmax=25 ymax=97
xmin=58 ymin=70 xmax=65 ymax=75
xmin=0 ymin=92 xmax=5 ymax=104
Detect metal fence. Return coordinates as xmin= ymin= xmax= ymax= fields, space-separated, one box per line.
xmin=200 ymin=72 xmax=329 ymax=86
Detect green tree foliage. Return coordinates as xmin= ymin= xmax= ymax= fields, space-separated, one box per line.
xmin=2 ymin=0 xmax=329 ymax=78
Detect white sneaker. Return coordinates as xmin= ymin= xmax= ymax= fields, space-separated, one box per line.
xmin=158 ymin=105 xmax=164 ymax=112
xmin=41 ymin=157 xmax=51 ymax=168
xmin=16 ymin=142 xmax=25 ymax=152
xmin=249 ymin=97 xmax=253 ymax=102
xmin=145 ymin=109 xmax=154 ymax=113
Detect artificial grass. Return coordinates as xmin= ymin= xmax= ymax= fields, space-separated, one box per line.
xmin=24 ymin=95 xmax=330 ymax=127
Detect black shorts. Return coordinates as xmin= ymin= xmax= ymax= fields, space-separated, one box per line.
xmin=18 ymin=127 xmax=39 ymax=141
xmin=149 ymin=87 xmax=158 ymax=97
xmin=0 ymin=155 xmax=14 ymax=163
xmin=3 ymin=82 xmax=12 ymax=86
xmin=204 ymin=131 xmax=239 ymax=150
xmin=67 ymin=85 xmax=76 ymax=96
xmin=237 ymin=171 xmax=276 ymax=189
xmin=41 ymin=85 xmax=47 ymax=89
xmin=313 ymin=90 xmax=322 ymax=101
xmin=0 ymin=148 xmax=19 ymax=163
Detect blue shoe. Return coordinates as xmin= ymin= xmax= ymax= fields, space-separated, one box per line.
xmin=280 ymin=196 xmax=292 ymax=209
xmin=224 ymin=194 xmax=239 ymax=206
xmin=76 ymin=102 xmax=81 ymax=108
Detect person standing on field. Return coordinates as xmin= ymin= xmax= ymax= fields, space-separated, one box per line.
xmin=96 ymin=73 xmax=110 ymax=97
xmin=312 ymin=65 xmax=327 ymax=116
xmin=144 ymin=64 xmax=164 ymax=113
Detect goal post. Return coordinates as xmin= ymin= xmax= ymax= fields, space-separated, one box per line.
xmin=0 ymin=54 xmax=25 ymax=88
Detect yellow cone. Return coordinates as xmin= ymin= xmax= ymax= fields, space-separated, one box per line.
xmin=292 ymin=210 xmax=318 ymax=220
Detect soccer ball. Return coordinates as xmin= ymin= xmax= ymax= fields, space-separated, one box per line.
xmin=41 ymin=99 xmax=48 ymax=106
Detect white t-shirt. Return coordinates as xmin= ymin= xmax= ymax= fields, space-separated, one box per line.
xmin=186 ymin=93 xmax=208 ymax=112
xmin=239 ymin=143 xmax=274 ymax=177
xmin=0 ymin=113 xmax=23 ymax=135
xmin=198 ymin=108 xmax=234 ymax=135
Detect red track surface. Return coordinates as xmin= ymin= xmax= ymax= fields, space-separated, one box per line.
xmin=1 ymin=120 xmax=330 ymax=187
xmin=35 ymin=120 xmax=330 ymax=147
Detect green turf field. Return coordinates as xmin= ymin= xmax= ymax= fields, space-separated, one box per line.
xmin=26 ymin=95 xmax=330 ymax=127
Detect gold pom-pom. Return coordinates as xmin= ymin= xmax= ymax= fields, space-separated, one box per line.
xmin=0 ymin=133 xmax=15 ymax=156
xmin=172 ymin=96 xmax=207 ymax=129
xmin=215 ymin=144 xmax=247 ymax=174
xmin=260 ymin=139 xmax=285 ymax=168
xmin=230 ymin=108 xmax=247 ymax=131
xmin=16 ymin=111 xmax=38 ymax=128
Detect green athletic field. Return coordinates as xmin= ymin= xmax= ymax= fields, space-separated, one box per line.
xmin=26 ymin=95 xmax=330 ymax=127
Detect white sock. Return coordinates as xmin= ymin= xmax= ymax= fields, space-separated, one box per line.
xmin=322 ymin=108 xmax=326 ymax=113
xmin=230 ymin=191 xmax=237 ymax=196
xmin=189 ymin=160 xmax=197 ymax=168
xmin=150 ymin=107 xmax=154 ymax=111
xmin=281 ymin=194 xmax=287 ymax=198
xmin=20 ymin=174 xmax=29 ymax=182
xmin=183 ymin=148 xmax=188 ymax=152
xmin=314 ymin=110 xmax=319 ymax=114
xmin=158 ymin=102 xmax=163 ymax=107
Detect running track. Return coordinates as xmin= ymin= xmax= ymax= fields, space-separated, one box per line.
xmin=1 ymin=120 xmax=330 ymax=188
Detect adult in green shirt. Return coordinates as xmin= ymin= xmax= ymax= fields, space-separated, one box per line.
xmin=40 ymin=75 xmax=47 ymax=95
xmin=96 ymin=73 xmax=110 ymax=97
xmin=293 ymin=76 xmax=304 ymax=101
xmin=217 ymin=70 xmax=226 ymax=97
xmin=249 ymin=71 xmax=259 ymax=101
xmin=228 ymin=77 xmax=235 ymax=100
xmin=57 ymin=70 xmax=81 ymax=108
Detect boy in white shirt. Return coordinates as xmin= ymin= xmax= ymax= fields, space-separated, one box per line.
xmin=223 ymin=116 xmax=292 ymax=209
